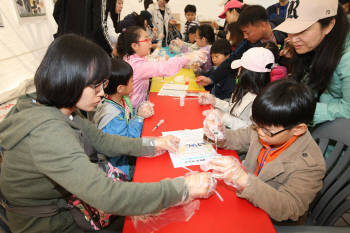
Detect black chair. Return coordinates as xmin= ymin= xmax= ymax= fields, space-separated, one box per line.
xmin=276 ymin=118 xmax=350 ymax=232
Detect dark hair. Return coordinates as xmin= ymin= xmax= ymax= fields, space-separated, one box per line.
xmin=210 ymin=39 xmax=232 ymax=55
xmin=188 ymin=25 xmax=198 ymax=34
xmin=252 ymin=79 xmax=316 ymax=128
xmin=230 ymin=68 xmax=270 ymax=111
xmin=116 ymin=26 xmax=143 ymax=58
xmin=35 ymin=34 xmax=110 ymax=108
xmin=226 ymin=22 xmax=243 ymax=47
xmin=237 ymin=5 xmax=268 ymax=27
xmin=184 ymin=4 xmax=196 ymax=13
xmin=104 ymin=59 xmax=133 ymax=95
xmin=107 ymin=0 xmax=120 ymax=33
xmin=262 ymin=41 xmax=280 ymax=62
xmin=197 ymin=24 xmax=215 ymax=45
xmin=289 ymin=4 xmax=349 ymax=94
xmin=144 ymin=0 xmax=153 ymax=10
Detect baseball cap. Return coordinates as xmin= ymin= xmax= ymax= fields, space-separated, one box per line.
xmin=231 ymin=47 xmax=275 ymax=73
xmin=140 ymin=10 xmax=153 ymax=28
xmin=274 ymin=0 xmax=338 ymax=34
xmin=218 ymin=0 xmax=243 ymax=19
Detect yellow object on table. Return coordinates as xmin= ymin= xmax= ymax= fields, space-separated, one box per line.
xmin=150 ymin=68 xmax=205 ymax=93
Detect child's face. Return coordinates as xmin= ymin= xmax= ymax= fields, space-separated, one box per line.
xmin=185 ymin=12 xmax=196 ymax=22
xmin=118 ymin=78 xmax=133 ymax=96
xmin=188 ymin=33 xmax=196 ymax=43
xmin=132 ymin=30 xmax=152 ymax=57
xmin=211 ymin=53 xmax=229 ymax=67
xmin=195 ymin=30 xmax=208 ymax=47
xmin=253 ymin=123 xmax=295 ymax=146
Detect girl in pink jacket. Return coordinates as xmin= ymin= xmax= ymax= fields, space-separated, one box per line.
xmin=117 ymin=26 xmax=204 ymax=108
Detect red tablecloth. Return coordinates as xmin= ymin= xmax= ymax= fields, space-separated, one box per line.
xmin=123 ymin=93 xmax=276 ymax=233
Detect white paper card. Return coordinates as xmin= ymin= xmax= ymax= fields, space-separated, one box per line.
xmin=158 ymin=83 xmax=188 ymax=97
xmin=162 ymin=128 xmax=218 ymax=168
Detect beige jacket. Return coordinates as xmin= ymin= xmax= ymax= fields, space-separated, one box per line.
xmin=221 ymin=127 xmax=325 ymax=222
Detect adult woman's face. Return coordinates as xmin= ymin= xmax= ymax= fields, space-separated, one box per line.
xmin=226 ymin=9 xmax=239 ymax=24
xmin=158 ymin=0 xmax=166 ymax=8
xmin=75 ymin=83 xmax=106 ymax=111
xmin=288 ymin=20 xmax=335 ymax=54
xmin=115 ymin=0 xmax=123 ymax=14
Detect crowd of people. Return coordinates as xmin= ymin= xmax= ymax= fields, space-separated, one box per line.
xmin=0 ymin=0 xmax=349 ymax=232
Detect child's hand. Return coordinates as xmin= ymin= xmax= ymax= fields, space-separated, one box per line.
xmin=198 ymin=93 xmax=216 ymax=105
xmin=196 ymin=76 xmax=212 ymax=86
xmin=202 ymin=109 xmax=224 ymax=142
xmin=137 ymin=101 xmax=154 ymax=118
xmin=169 ymin=19 xmax=177 ymax=25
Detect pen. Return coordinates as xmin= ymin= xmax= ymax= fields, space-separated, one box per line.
xmin=152 ymin=119 xmax=164 ymax=131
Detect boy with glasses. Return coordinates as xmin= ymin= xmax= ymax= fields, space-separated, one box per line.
xmin=203 ymin=79 xmax=326 ymax=223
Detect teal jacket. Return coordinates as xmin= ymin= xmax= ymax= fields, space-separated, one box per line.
xmin=0 ymin=94 xmax=187 ymax=233
xmin=314 ymin=34 xmax=350 ymax=125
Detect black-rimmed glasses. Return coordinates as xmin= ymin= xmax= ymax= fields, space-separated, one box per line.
xmin=250 ymin=117 xmax=293 ymax=137
xmin=90 ymin=79 xmax=109 ymax=94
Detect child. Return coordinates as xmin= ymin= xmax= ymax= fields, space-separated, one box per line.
xmin=181 ymin=24 xmax=215 ymax=73
xmin=116 ymin=26 xmax=205 ymax=108
xmin=203 ymin=79 xmax=326 ymax=223
xmin=183 ymin=4 xmax=199 ymax=42
xmin=202 ymin=39 xmax=233 ymax=99
xmin=187 ymin=25 xmax=198 ymax=44
xmin=93 ymin=59 xmax=154 ymax=180
xmin=199 ymin=47 xmax=273 ymax=130
xmin=167 ymin=22 xmax=183 ymax=45
xmin=225 ymin=22 xmax=243 ymax=51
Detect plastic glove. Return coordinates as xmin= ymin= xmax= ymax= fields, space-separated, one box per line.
xmin=202 ymin=109 xmax=224 ymax=142
xmin=196 ymin=76 xmax=213 ymax=86
xmin=154 ymin=135 xmax=180 ymax=155
xmin=185 ymin=50 xmax=208 ymax=66
xmin=198 ymin=93 xmax=216 ymax=105
xmin=171 ymin=38 xmax=184 ymax=49
xmin=137 ymin=101 xmax=154 ymax=118
xmin=207 ymin=156 xmax=248 ymax=191
xmin=184 ymin=172 xmax=216 ymax=200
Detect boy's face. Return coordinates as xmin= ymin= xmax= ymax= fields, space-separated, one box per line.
xmin=118 ymin=78 xmax=133 ymax=96
xmin=188 ymin=33 xmax=196 ymax=43
xmin=253 ymin=124 xmax=296 ymax=146
xmin=185 ymin=12 xmax=196 ymax=22
xmin=211 ymin=53 xmax=229 ymax=66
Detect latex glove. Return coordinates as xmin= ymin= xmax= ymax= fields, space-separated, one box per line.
xmin=196 ymin=76 xmax=212 ymax=87
xmin=207 ymin=156 xmax=248 ymax=191
xmin=154 ymin=135 xmax=180 ymax=154
xmin=202 ymin=109 xmax=224 ymax=141
xmin=184 ymin=172 xmax=216 ymax=200
xmin=171 ymin=38 xmax=184 ymax=49
xmin=198 ymin=93 xmax=216 ymax=105
xmin=185 ymin=50 xmax=208 ymax=66
xmin=137 ymin=101 xmax=154 ymax=118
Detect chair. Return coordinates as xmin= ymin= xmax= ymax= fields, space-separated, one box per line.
xmin=276 ymin=118 xmax=350 ymax=232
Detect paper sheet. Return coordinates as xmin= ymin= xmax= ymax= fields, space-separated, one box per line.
xmin=158 ymin=83 xmax=188 ymax=97
xmin=162 ymin=128 xmax=218 ymax=168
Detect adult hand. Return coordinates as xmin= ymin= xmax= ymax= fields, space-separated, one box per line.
xmin=184 ymin=172 xmax=216 ymax=200
xmin=207 ymin=156 xmax=248 ymax=191
xmin=154 ymin=135 xmax=180 ymax=154
xmin=211 ymin=21 xmax=219 ymax=30
xmin=279 ymin=38 xmax=294 ymax=59
xmin=169 ymin=19 xmax=177 ymax=25
xmin=198 ymin=92 xmax=216 ymax=105
xmin=137 ymin=101 xmax=154 ymax=118
xmin=196 ymin=76 xmax=212 ymax=86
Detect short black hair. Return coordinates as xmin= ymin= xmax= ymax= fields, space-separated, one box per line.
xmin=188 ymin=25 xmax=198 ymax=34
xmin=237 ymin=5 xmax=268 ymax=27
xmin=35 ymin=34 xmax=110 ymax=108
xmin=184 ymin=4 xmax=196 ymax=13
xmin=104 ymin=59 xmax=133 ymax=95
xmin=252 ymin=79 xmax=316 ymax=128
xmin=210 ymin=39 xmax=232 ymax=55
xmin=197 ymin=24 xmax=215 ymax=45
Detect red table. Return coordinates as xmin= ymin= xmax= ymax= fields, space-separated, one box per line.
xmin=123 ymin=93 xmax=276 ymax=233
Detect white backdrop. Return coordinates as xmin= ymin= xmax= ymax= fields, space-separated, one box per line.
xmin=0 ymin=0 xmax=277 ymax=104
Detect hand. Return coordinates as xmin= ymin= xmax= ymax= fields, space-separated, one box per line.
xmin=207 ymin=156 xmax=248 ymax=191
xmin=211 ymin=21 xmax=219 ymax=30
xmin=279 ymin=37 xmax=294 ymax=59
xmin=137 ymin=101 xmax=154 ymax=118
xmin=185 ymin=50 xmax=208 ymax=66
xmin=154 ymin=135 xmax=180 ymax=154
xmin=169 ymin=19 xmax=177 ymax=25
xmin=198 ymin=93 xmax=216 ymax=105
xmin=196 ymin=76 xmax=212 ymax=86
xmin=184 ymin=172 xmax=216 ymax=200
xmin=171 ymin=38 xmax=184 ymax=49
xmin=202 ymin=109 xmax=224 ymax=142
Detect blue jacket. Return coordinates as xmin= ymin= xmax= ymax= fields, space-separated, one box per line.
xmin=93 ymin=96 xmax=144 ymax=179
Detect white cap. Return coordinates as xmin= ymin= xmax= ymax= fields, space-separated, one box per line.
xmin=231 ymin=47 xmax=275 ymax=73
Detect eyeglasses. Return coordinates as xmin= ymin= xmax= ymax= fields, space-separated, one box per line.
xmin=136 ymin=38 xmax=152 ymax=43
xmin=90 ymin=79 xmax=109 ymax=94
xmin=250 ymin=118 xmax=292 ymax=137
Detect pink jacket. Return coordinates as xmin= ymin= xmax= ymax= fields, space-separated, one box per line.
xmin=124 ymin=54 xmax=188 ymax=108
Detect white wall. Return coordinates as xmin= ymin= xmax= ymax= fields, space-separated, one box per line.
xmin=0 ymin=0 xmax=277 ymax=104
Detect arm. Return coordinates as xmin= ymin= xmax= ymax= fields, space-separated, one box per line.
xmin=222 ymin=113 xmax=250 ymax=130
xmin=30 ymin=120 xmax=186 ymax=215
xmin=314 ymin=52 xmax=350 ymax=125
xmin=102 ymin=115 xmax=144 ymax=139
xmin=219 ymin=127 xmax=252 ymax=152
xmin=214 ymin=98 xmax=231 ymax=112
